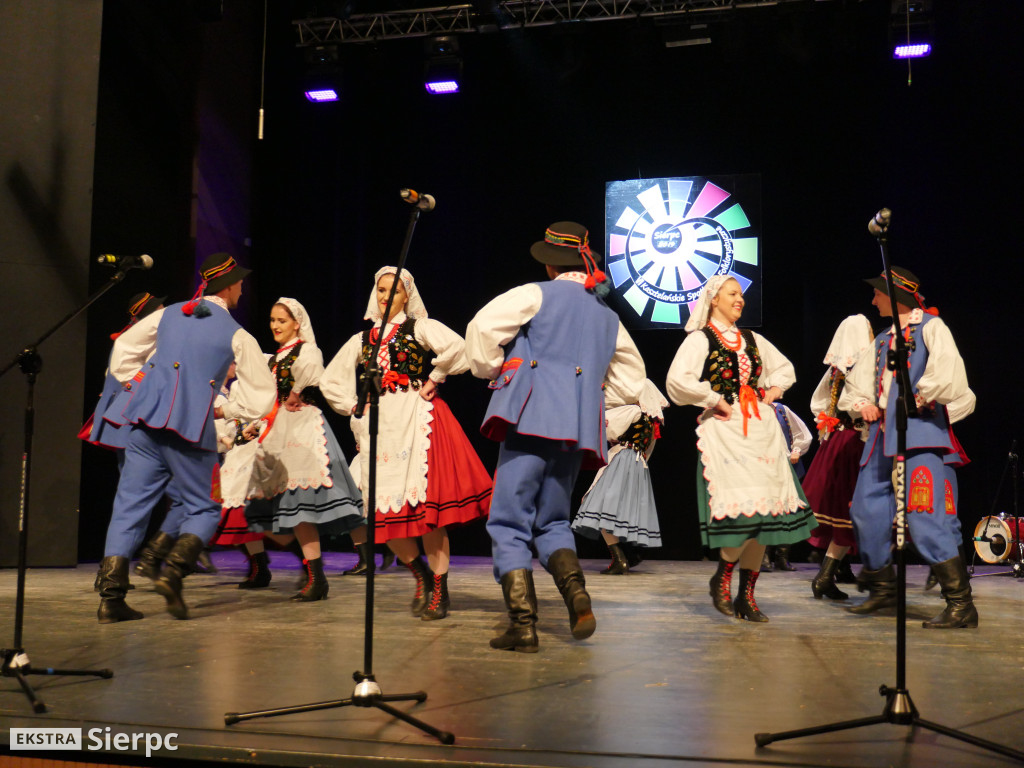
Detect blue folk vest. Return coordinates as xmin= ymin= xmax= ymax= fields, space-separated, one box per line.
xmin=112 ymin=301 xmax=240 ymax=452
xmin=481 ymin=280 xmax=620 ymax=468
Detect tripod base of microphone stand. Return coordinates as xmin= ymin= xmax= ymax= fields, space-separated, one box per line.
xmin=755 ymin=684 xmax=1024 ymax=761
xmin=1 ymin=647 xmax=114 ymax=714
xmin=224 ymin=671 xmax=455 ymax=745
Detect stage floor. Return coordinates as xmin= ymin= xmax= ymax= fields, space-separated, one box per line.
xmin=2 ymin=552 xmax=1023 ymax=768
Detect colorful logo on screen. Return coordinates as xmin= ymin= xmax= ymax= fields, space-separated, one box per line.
xmin=604 ymin=177 xmax=760 ymax=327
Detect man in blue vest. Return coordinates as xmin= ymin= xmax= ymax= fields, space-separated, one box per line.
xmin=839 ymin=266 xmax=977 ymax=628
xmin=96 ymin=253 xmax=276 ymax=622
xmin=466 ymin=221 xmax=645 ymax=652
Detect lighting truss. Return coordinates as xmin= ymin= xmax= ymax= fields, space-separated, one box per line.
xmin=293 ymin=0 xmax=830 ymax=45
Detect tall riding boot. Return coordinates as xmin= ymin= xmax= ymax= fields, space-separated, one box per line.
xmin=196 ymin=549 xmax=218 ymax=574
xmin=96 ymin=556 xmax=144 ymax=623
xmin=600 ymin=542 xmax=630 ymax=575
xmin=153 ymin=533 xmax=205 ymax=620
xmin=922 ymin=556 xmax=978 ymax=629
xmin=709 ymin=557 xmax=736 ymax=616
xmin=925 ymin=545 xmax=966 ymax=591
xmin=733 ymin=568 xmax=769 ymax=622
xmin=490 ymin=569 xmax=539 ymax=652
xmin=811 ymin=556 xmax=849 ymax=600
xmin=773 ymin=545 xmax=797 ymax=572
xmin=404 ymin=556 xmax=433 ymax=616
xmin=238 ymin=550 xmax=271 ymax=589
xmin=547 ymin=548 xmax=596 ymax=640
xmin=422 ymin=572 xmax=450 ymax=620
xmin=846 ymin=564 xmax=897 ymax=614
xmin=134 ymin=531 xmax=176 ymax=580
xmin=292 ymin=557 xmax=329 ymax=602
xmin=344 ymin=541 xmax=371 ymax=575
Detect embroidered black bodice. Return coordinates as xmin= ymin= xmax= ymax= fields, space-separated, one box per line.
xmin=699 ymin=327 xmax=763 ymax=404
xmin=616 ymin=413 xmax=657 ymax=456
xmin=360 ymin=318 xmax=428 ymax=391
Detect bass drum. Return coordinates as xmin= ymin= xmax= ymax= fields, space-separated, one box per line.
xmin=973 ymin=515 xmax=1023 ymax=564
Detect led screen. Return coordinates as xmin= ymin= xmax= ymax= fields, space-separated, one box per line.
xmin=604 ymin=175 xmax=762 ymax=330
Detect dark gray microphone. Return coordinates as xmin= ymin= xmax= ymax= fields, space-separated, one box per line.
xmin=97 ymin=253 xmax=154 ymax=270
xmin=867 ymin=208 xmax=891 ymax=237
xmin=400 ymin=188 xmax=436 ymax=212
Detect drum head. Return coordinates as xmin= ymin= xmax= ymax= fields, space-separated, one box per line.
xmin=974 ymin=515 xmax=1015 ymax=563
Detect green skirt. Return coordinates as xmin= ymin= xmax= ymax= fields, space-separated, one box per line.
xmin=696 ymin=460 xmax=816 ymax=549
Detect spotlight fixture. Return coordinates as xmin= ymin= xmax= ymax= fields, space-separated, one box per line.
xmin=424 ymin=36 xmax=462 ymax=95
xmin=890 ymin=0 xmax=933 ymax=59
xmin=663 ymin=23 xmax=712 ymax=49
xmin=302 ymin=45 xmax=342 ymax=102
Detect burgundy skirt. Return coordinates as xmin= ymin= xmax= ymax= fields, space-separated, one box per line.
xmin=374 ymin=397 xmax=491 ymax=541
xmin=803 ymin=428 xmax=863 ymax=551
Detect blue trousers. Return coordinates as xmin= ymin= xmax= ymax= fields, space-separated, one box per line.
xmin=104 ymin=426 xmax=220 ymax=558
xmin=115 ymin=447 xmax=187 ymax=537
xmin=850 ymin=444 xmax=960 ymax=570
xmin=487 ymin=432 xmax=583 ymax=580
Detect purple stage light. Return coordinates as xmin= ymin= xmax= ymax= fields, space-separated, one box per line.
xmin=893 ymin=43 xmax=931 ymax=59
xmin=425 ymin=80 xmax=459 ymax=95
xmin=305 ymin=88 xmax=339 ymax=102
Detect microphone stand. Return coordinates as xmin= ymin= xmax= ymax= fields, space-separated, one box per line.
xmin=224 ymin=204 xmax=454 ymax=745
xmin=754 ymin=217 xmax=1024 ymax=762
xmin=0 ymin=270 xmax=130 ymax=712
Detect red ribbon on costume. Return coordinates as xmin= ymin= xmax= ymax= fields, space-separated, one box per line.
xmin=816 ymin=412 xmax=840 ymax=435
xmin=382 ymin=370 xmax=410 ymax=392
xmin=738 ymin=384 xmax=762 ymax=437
xmin=257 ymin=400 xmax=279 ymax=444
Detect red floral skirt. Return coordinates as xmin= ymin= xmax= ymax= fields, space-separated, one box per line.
xmin=803 ymin=427 xmax=862 ymax=551
xmin=374 ymin=398 xmax=491 ymax=541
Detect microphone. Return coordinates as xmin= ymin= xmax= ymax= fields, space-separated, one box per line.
xmin=97 ymin=253 xmax=154 ymax=271
xmin=867 ymin=208 xmax=891 ymax=237
xmin=400 ymin=188 xmax=436 ymax=212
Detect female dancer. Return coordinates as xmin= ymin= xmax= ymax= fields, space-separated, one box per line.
xmin=802 ymin=314 xmax=874 ymax=600
xmin=666 ymin=275 xmax=815 ymax=622
xmin=322 ymin=267 xmax=491 ymax=621
xmin=219 ymin=297 xmax=364 ymax=600
xmin=572 ymin=379 xmax=668 ymax=574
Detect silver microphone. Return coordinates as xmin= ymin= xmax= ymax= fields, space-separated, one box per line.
xmin=400 ymin=188 xmax=436 ymax=212
xmin=96 ymin=253 xmax=154 ymax=270
xmin=867 ymin=208 xmax=891 ymax=237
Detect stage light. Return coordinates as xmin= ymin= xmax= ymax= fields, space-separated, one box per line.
xmin=890 ymin=1 xmax=933 ymax=60
xmin=302 ymin=45 xmax=342 ymax=103
xmin=424 ymin=36 xmax=462 ymax=95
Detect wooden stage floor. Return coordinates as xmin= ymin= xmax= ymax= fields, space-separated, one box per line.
xmin=2 ymin=552 xmax=1024 ymax=768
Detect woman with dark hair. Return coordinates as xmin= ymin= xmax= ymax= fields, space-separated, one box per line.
xmin=666 ymin=275 xmax=815 ymax=622
xmin=321 ymin=267 xmax=491 ymax=621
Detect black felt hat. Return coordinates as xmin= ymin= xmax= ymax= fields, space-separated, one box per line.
xmin=530 ymin=221 xmax=602 ymax=267
xmin=200 ymin=252 xmax=251 ymax=295
xmin=864 ymin=266 xmax=924 ymax=310
xmin=127 ymin=292 xmax=166 ymax=320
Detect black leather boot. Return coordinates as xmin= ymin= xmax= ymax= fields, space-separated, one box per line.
xmin=600 ymin=542 xmax=630 ymax=575
xmin=404 ymin=556 xmax=433 ymax=616
xmin=925 ymin=546 xmax=966 ymax=591
xmin=195 ymin=549 xmax=218 ymax=574
xmin=773 ymin=545 xmax=797 ymax=572
xmin=734 ymin=568 xmax=769 ymax=622
xmin=490 ymin=569 xmax=539 ymax=652
xmin=238 ymin=550 xmax=271 ymax=589
xmin=846 ymin=564 xmax=897 ymax=614
xmin=761 ymin=548 xmax=775 ymax=573
xmin=922 ymin=556 xmax=978 ymax=628
xmin=96 ymin=556 xmax=144 ymax=623
xmin=547 ymin=548 xmax=596 ymax=640
xmin=153 ymin=533 xmax=205 ymax=619
xmin=379 ymin=545 xmax=395 ymax=571
xmin=811 ymin=556 xmax=849 ymax=600
xmin=422 ymin=572 xmax=450 ymax=620
xmin=134 ymin=531 xmax=176 ymax=580
xmin=344 ymin=541 xmax=371 ymax=575
xmin=835 ymin=555 xmax=857 ymax=584
xmin=292 ymin=557 xmax=329 ymax=602
xmin=709 ymin=557 xmax=736 ymax=616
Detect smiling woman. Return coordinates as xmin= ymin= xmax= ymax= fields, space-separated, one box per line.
xmin=665 ymin=274 xmax=815 ymax=623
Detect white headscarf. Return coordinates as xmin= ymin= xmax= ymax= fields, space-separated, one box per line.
xmin=363 ymin=266 xmax=429 ymax=323
xmin=823 ymin=314 xmax=874 ymax=372
xmin=683 ymin=274 xmax=733 ymax=333
xmin=274 ymin=297 xmax=316 ymax=349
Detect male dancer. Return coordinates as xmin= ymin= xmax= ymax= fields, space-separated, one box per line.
xmin=465 ymin=221 xmax=645 ymax=652
xmin=95 ymin=253 xmax=276 ymax=622
xmin=839 ymin=266 xmax=977 ymax=628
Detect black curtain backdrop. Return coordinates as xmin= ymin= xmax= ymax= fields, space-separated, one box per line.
xmin=81 ymin=0 xmax=1024 ymax=564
